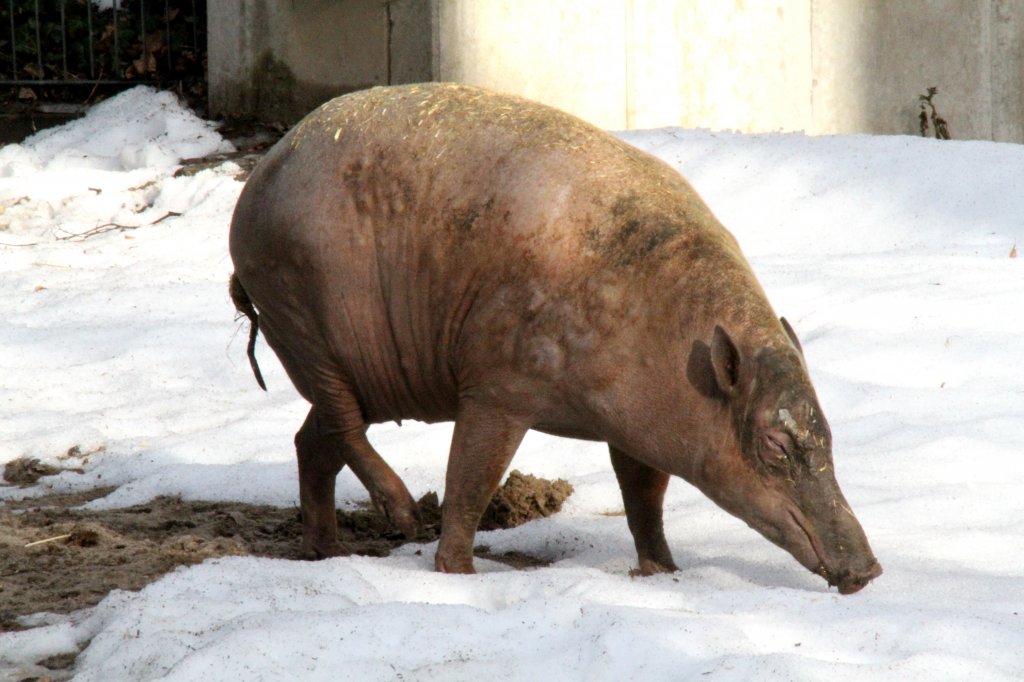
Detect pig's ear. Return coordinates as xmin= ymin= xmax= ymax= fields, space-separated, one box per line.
xmin=710 ymin=325 xmax=741 ymax=396
xmin=780 ymin=317 xmax=803 ymax=356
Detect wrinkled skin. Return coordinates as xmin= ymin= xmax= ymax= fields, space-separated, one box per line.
xmin=690 ymin=326 xmax=882 ymax=594
xmin=229 ymin=83 xmax=881 ymax=594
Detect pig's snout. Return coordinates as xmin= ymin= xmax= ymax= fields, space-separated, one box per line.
xmin=831 ymin=558 xmax=883 ymax=595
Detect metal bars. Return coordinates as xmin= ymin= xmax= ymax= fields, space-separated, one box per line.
xmin=1 ymin=0 xmax=203 ymax=86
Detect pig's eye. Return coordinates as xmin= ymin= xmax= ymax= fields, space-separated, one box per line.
xmin=761 ymin=431 xmax=794 ymax=471
xmin=765 ymin=431 xmax=792 ymax=454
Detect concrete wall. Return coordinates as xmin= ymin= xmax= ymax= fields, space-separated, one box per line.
xmin=436 ymin=0 xmax=810 ymax=132
xmin=629 ymin=0 xmax=812 ymax=132
xmin=811 ymin=0 xmax=1024 ymax=141
xmin=434 ymin=1 xmax=628 ymax=129
xmin=209 ymin=0 xmax=1024 ymax=141
xmin=208 ymin=0 xmax=432 ymax=123
xmin=434 ymin=0 xmax=1024 ymax=141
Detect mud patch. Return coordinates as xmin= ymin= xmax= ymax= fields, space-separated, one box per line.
xmin=4 ymin=457 xmax=65 ymax=486
xmin=0 ymin=467 xmax=572 ymax=634
xmin=3 ymin=446 xmax=104 ymax=487
xmin=478 ymin=470 xmax=574 ymax=531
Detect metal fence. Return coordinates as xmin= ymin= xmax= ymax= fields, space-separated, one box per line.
xmin=1 ymin=0 xmax=204 ymax=87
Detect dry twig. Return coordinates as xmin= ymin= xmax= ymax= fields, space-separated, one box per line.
xmin=55 ymin=211 xmax=182 ymax=242
xmin=25 ymin=534 xmax=72 ymax=548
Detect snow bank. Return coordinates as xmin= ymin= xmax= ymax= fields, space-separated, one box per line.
xmin=4 ymin=86 xmax=229 ymax=174
xmin=0 ymin=86 xmax=232 ymax=239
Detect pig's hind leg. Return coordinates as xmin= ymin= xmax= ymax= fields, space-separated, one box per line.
xmin=259 ymin=314 xmax=421 ymax=556
xmin=294 ymin=407 xmax=348 ymax=558
xmin=288 ymin=375 xmax=421 ymax=558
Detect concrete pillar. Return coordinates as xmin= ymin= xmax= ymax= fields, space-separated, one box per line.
xmin=989 ymin=0 xmax=1024 ymax=141
xmin=209 ymin=0 xmax=432 ymax=124
xmin=391 ymin=0 xmax=435 ymax=86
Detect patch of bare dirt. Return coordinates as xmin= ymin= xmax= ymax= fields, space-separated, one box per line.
xmin=173 ymin=117 xmax=285 ymax=180
xmin=0 ymin=462 xmax=573 ymax=639
xmin=478 ymin=470 xmax=574 ymax=530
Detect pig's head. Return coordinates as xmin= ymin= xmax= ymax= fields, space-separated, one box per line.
xmin=686 ymin=319 xmax=881 ymax=594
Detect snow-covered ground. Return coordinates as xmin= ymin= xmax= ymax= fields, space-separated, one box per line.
xmin=1 ymin=87 xmax=1022 ymax=680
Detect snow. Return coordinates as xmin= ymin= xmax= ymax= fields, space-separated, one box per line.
xmin=1 ymin=86 xmax=1023 ymax=680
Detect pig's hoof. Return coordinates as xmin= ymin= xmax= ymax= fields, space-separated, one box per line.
xmin=301 ymin=539 xmax=348 ymax=560
xmin=373 ymin=491 xmax=422 ymax=540
xmin=434 ymin=553 xmax=476 ymax=574
xmin=630 ymin=558 xmax=679 ymax=577
xmin=390 ymin=504 xmax=422 ymax=540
